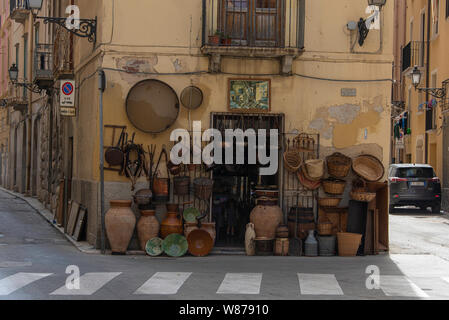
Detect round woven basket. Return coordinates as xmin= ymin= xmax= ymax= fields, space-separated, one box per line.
xmin=318 ymin=197 xmax=342 ymax=208
xmin=352 ymin=178 xmax=367 ymax=193
xmin=326 ymin=152 xmax=352 ymax=178
xmin=350 ymin=191 xmax=376 ymax=202
xmin=284 ymin=150 xmax=302 ymax=173
xmin=304 ymin=159 xmax=324 ymax=181
xmin=322 ymin=179 xmax=346 ymax=195
xmin=297 ymin=168 xmax=321 ymax=190
xmin=352 ymin=154 xmax=384 ymax=182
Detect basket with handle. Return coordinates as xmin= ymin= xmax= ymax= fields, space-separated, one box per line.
xmin=322 ymin=179 xmax=346 ymax=195
xmin=352 ymin=178 xmax=367 ymax=193
xmin=349 ymin=191 xmax=376 ymax=203
xmin=326 ymin=152 xmax=352 ymax=178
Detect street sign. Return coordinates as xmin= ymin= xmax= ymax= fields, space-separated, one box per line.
xmin=60 ymin=80 xmax=75 ymax=107
xmin=61 ymin=107 xmax=76 ymax=117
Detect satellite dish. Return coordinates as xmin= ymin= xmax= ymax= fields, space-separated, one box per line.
xmin=125 ymin=79 xmax=179 ymax=134
xmin=180 ymin=86 xmax=203 ymax=110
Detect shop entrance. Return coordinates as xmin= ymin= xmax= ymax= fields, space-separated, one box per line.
xmin=211 ymin=113 xmax=283 ymax=247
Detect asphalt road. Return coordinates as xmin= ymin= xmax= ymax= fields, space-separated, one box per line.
xmin=1 ymin=190 xmax=449 ymax=300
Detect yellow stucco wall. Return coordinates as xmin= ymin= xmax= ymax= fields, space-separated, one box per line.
xmin=69 ymin=0 xmax=394 ymax=186
xmin=402 ymin=0 xmax=449 ymax=180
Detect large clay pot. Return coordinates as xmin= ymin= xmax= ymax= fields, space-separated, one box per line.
xmin=137 ymin=210 xmax=160 ymax=250
xmin=160 ymin=210 xmax=183 ymax=239
xmin=250 ymin=204 xmax=283 ymax=238
xmin=105 ymin=200 xmax=136 ymax=254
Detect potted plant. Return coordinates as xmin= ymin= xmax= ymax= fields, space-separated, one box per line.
xmin=209 ymin=30 xmax=222 ymax=45
xmin=221 ymin=33 xmax=232 ymax=46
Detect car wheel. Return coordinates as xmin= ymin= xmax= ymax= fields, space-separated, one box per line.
xmin=432 ymin=203 xmax=441 ymax=214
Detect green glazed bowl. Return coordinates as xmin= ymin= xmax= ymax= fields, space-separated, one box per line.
xmin=183 ymin=207 xmax=201 ymax=223
xmin=162 ymin=234 xmax=188 ymax=257
xmin=145 ymin=237 xmax=163 ymax=256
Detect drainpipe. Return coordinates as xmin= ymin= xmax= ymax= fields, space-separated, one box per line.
xmin=26 ymin=12 xmax=34 ymax=194
xmin=425 ymin=0 xmax=431 ymax=163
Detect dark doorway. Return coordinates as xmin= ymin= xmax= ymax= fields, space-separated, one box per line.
xmin=211 ymin=113 xmax=283 ymax=247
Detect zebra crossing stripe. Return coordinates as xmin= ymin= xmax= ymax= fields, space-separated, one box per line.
xmin=298 ymin=273 xmax=344 ymax=295
xmin=216 ymin=273 xmax=262 ymax=294
xmin=380 ymin=276 xmax=429 ymax=298
xmin=0 ymin=273 xmax=52 ymax=296
xmin=50 ymin=272 xmax=121 ymax=295
xmin=134 ymin=272 xmax=192 ymax=295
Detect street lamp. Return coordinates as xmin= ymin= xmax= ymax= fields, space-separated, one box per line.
xmin=368 ymin=0 xmax=387 ymax=7
xmin=411 ymin=66 xmax=448 ymax=99
xmin=28 ymin=0 xmax=43 ymax=11
xmin=8 ymin=64 xmax=18 ymax=82
xmin=411 ymin=66 xmax=422 ymax=88
xmin=8 ymin=64 xmax=42 ymax=94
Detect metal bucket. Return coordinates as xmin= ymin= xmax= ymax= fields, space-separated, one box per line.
xmin=318 ymin=235 xmax=336 ymax=256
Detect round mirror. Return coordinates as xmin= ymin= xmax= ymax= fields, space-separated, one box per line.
xmin=126 ymin=79 xmax=179 ymax=133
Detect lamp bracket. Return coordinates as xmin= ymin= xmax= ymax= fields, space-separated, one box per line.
xmin=417 ymin=87 xmax=447 ymax=100
xmin=37 ymin=16 xmax=97 ymax=43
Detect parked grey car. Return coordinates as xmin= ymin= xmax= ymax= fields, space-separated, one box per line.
xmin=388 ymin=164 xmax=441 ymax=213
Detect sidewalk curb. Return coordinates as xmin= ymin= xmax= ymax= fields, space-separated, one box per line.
xmin=0 ymin=187 xmax=101 ymax=255
xmin=0 ymin=187 xmax=246 ymax=256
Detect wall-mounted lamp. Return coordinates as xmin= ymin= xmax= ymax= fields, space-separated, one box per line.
xmin=411 ymin=66 xmax=448 ymax=99
xmin=9 ymin=64 xmax=43 ymax=94
xmin=358 ymin=0 xmax=387 ymax=46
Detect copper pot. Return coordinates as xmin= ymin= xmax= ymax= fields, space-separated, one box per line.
xmin=105 ymin=200 xmax=136 ymax=254
xmin=137 ymin=210 xmax=160 ymax=251
xmin=250 ymin=204 xmax=282 ymax=238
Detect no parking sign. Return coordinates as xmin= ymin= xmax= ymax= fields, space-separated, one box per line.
xmin=60 ymin=80 xmax=76 ymax=107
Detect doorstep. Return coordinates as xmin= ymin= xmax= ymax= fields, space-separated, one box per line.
xmin=0 ymin=187 xmax=100 ymax=255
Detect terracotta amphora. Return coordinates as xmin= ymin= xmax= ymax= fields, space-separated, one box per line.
xmin=250 ymin=204 xmax=283 ymax=238
xmin=105 ymin=200 xmax=136 ymax=254
xmin=137 ymin=210 xmax=160 ymax=250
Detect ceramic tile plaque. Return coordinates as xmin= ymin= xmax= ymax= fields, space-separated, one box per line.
xmin=229 ymin=79 xmax=271 ymax=112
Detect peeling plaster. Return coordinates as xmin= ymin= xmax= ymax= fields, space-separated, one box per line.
xmin=173 ymin=58 xmax=183 ymax=72
xmin=328 ymin=104 xmax=360 ymax=124
xmin=115 ymin=55 xmax=159 ymax=82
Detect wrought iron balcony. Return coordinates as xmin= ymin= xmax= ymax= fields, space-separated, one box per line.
xmin=402 ymin=41 xmax=427 ymax=73
xmin=34 ymin=44 xmax=54 ymax=89
xmin=201 ymin=0 xmax=304 ymax=74
xmin=10 ymin=0 xmax=30 ymax=23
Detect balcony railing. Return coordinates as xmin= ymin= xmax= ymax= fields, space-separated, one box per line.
xmin=402 ymin=41 xmax=427 ymax=73
xmin=202 ymin=0 xmax=304 ymax=49
xmin=34 ymin=44 xmax=54 ymax=88
xmin=10 ymin=0 xmax=30 ymax=22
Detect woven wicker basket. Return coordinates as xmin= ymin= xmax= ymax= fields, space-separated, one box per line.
xmin=326 ymin=152 xmax=352 ymax=178
xmin=304 ymin=159 xmax=324 ymax=181
xmin=318 ymin=197 xmax=342 ymax=208
xmin=193 ymin=178 xmax=214 ymax=200
xmin=337 ymin=232 xmax=362 ymax=256
xmin=350 ymin=191 xmax=376 ymax=202
xmin=284 ymin=150 xmax=302 ymax=173
xmin=318 ymin=222 xmax=333 ymax=236
xmin=352 ymin=178 xmax=367 ymax=193
xmin=173 ymin=176 xmax=190 ymax=195
xmin=297 ymin=168 xmax=321 ymax=190
xmin=352 ymin=154 xmax=384 ymax=182
xmin=322 ymin=179 xmax=346 ymax=195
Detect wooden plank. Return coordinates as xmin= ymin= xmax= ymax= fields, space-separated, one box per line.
xmin=66 ymin=201 xmax=80 ymax=237
xmin=72 ymin=206 xmax=87 ymax=241
xmin=56 ymin=179 xmax=64 ymax=226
